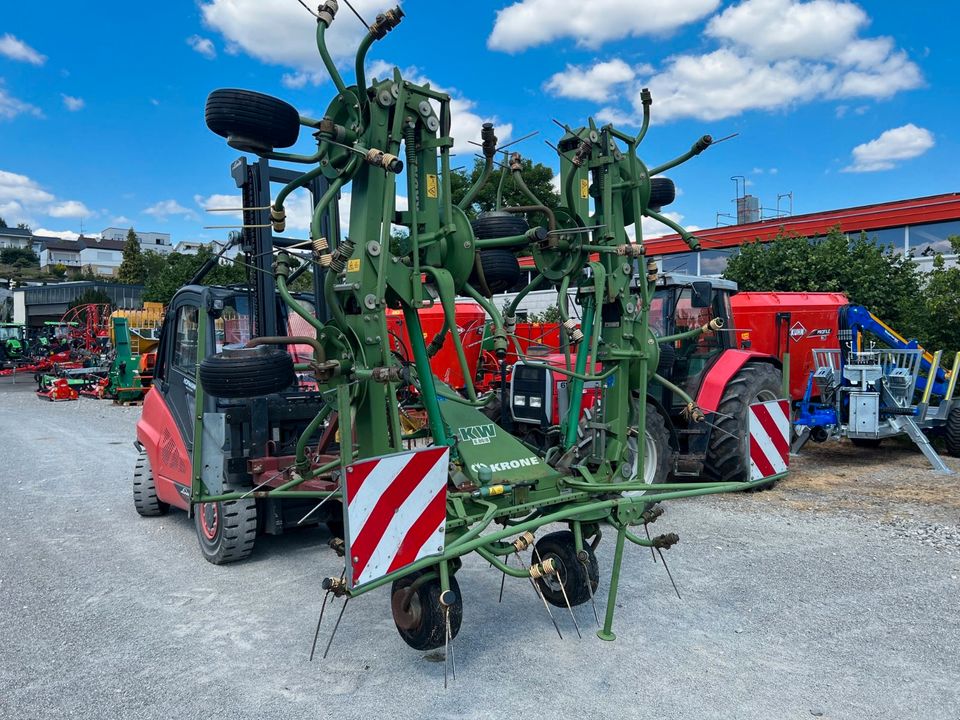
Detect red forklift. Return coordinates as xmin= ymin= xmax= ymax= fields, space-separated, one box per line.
xmin=132 ymin=157 xmax=345 ymax=563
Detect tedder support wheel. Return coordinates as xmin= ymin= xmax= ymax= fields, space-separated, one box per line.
xmin=199 ymin=346 xmax=295 ymax=399
xmin=532 ymin=531 xmax=599 ymax=608
xmin=132 ymin=451 xmax=169 ymax=517
xmin=194 ymin=489 xmax=257 ymax=565
xmin=851 ymin=438 xmax=883 ymax=448
xmin=944 ymin=406 xmax=960 ymax=457
xmin=391 ymin=569 xmax=462 ymax=651
xmin=705 ymin=362 xmax=783 ymax=486
xmin=205 ymin=88 xmax=300 ymax=154
xmin=649 ymin=177 xmax=676 ymax=211
xmin=469 ymin=249 xmax=521 ymax=295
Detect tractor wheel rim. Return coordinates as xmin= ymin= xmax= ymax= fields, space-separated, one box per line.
xmin=392 ymin=588 xmax=423 ymax=630
xmin=200 ymin=502 xmax=219 ymax=540
xmin=642 ymin=431 xmax=657 ymax=486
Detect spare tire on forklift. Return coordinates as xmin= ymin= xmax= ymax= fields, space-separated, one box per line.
xmin=199 ymin=346 xmax=295 ymax=398
xmin=704 ymin=362 xmax=783 ymax=486
xmin=468 ymin=249 xmax=522 ymax=295
xmin=470 ymin=211 xmax=529 ymax=245
xmin=205 ymin=88 xmax=300 ymax=154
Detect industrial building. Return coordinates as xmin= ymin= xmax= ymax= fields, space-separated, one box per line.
xmin=12 ymin=281 xmax=143 ymax=326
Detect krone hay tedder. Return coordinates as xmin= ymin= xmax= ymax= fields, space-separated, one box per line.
xmin=157 ymin=2 xmax=784 ymax=656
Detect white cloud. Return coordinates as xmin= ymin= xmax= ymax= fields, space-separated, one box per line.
xmin=0 ymin=82 xmax=43 ymax=121
xmin=843 ymin=123 xmax=934 ymax=173
xmin=112 ymin=215 xmax=132 ymax=226
xmin=61 ymin=94 xmax=84 ymax=111
xmin=33 ymin=228 xmax=82 ymax=241
xmin=552 ymin=1 xmax=923 ymax=124
xmin=48 ymin=200 xmax=91 ymax=218
xmin=0 ymin=170 xmax=55 ymax=204
xmin=706 ymin=0 xmax=867 ymax=60
xmin=187 ymin=34 xmax=217 ymax=59
xmin=200 ymin=0 xmax=385 ymax=73
xmin=0 ymin=34 xmax=46 ymax=65
xmin=544 ymin=60 xmax=644 ymax=102
xmin=488 ymin=0 xmax=720 ymax=52
xmin=144 ymin=199 xmax=197 ymax=220
xmin=195 ymin=193 xmax=242 ymax=216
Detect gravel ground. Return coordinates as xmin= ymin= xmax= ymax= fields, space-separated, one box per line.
xmin=1 ymin=378 xmax=959 ymax=720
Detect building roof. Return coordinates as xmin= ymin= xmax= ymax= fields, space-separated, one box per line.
xmin=79 ymin=235 xmax=126 ymax=251
xmin=0 ymin=227 xmax=33 ymax=238
xmin=38 ymin=236 xmax=80 ymax=252
xmin=647 ymin=192 xmax=960 ymax=256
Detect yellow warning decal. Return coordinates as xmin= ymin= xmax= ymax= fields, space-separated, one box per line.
xmin=580 ymin=178 xmax=589 ymax=199
xmin=347 ymin=258 xmax=361 ymax=272
xmin=426 ymin=174 xmax=439 ymax=198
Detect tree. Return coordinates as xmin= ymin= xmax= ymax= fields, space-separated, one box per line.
xmin=450 ymin=157 xmax=560 ymax=223
xmin=118 ymin=227 xmax=147 ymax=284
xmin=723 ymin=227 xmax=922 ymax=330
xmin=0 ymin=247 xmax=38 ymax=265
xmin=906 ymin=236 xmax=960 ymax=356
xmin=0 ymin=216 xmax=7 ymax=228
xmin=143 ymin=247 xmax=246 ymax=304
xmin=16 ymin=222 xmax=30 ymax=231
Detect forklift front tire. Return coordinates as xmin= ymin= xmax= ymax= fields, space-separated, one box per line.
xmin=199 ymin=346 xmax=295 ymax=399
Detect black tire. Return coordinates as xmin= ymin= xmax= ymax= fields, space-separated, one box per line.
xmin=649 ymin=177 xmax=676 ymax=211
xmin=199 ymin=346 xmax=295 ymax=398
xmin=532 ymin=531 xmax=599 ymax=608
xmin=946 ymin=407 xmax=960 ymax=457
xmin=205 ymin=88 xmax=300 ymax=153
xmin=391 ymin=570 xmax=462 ymax=651
xmin=705 ymin=363 xmax=783 ymax=484
xmin=325 ymin=500 xmax=345 ymax=539
xmin=851 ymin=438 xmax=883 ymax=448
xmin=133 ymin=451 xmax=169 ymax=517
xmin=656 ymin=342 xmax=676 ymax=379
xmin=470 ymin=211 xmax=529 ymax=242
xmin=194 ymin=491 xmax=257 ymax=565
xmin=638 ymin=402 xmax=671 ymax=487
xmin=468 ymin=249 xmax=521 ymax=295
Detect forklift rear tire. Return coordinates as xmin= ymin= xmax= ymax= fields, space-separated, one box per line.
xmin=133 ymin=451 xmax=169 ymax=517
xmin=946 ymin=407 xmax=960 ymax=457
xmin=205 ymin=89 xmax=300 ymax=153
xmin=194 ymin=491 xmax=257 ymax=565
xmin=532 ymin=531 xmax=599 ymax=608
xmin=468 ymin=250 xmax=522 ymax=295
xmin=199 ymin=346 xmax=295 ymax=398
xmin=391 ymin=569 xmax=462 ymax=651
xmin=705 ymin=362 xmax=783 ymax=487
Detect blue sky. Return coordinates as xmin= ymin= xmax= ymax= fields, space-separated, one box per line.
xmin=1 ymin=0 xmax=956 ymax=245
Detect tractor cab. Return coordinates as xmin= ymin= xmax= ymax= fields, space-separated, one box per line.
xmin=0 ymin=323 xmax=27 ymax=361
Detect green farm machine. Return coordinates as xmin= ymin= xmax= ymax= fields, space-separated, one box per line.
xmin=133 ymin=2 xmax=785 ymax=661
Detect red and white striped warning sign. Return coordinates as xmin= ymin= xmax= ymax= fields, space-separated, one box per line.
xmin=343 ymin=446 xmax=450 ymax=589
xmin=748 ymin=399 xmax=790 ymax=480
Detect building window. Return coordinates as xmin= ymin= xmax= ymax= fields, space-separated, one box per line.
xmin=858 ymin=227 xmax=906 ymax=254
xmin=661 ymin=253 xmax=697 ymax=275
xmin=700 ymin=248 xmax=738 ymax=277
xmin=97 ymin=251 xmax=112 ymax=260
xmin=908 ymin=220 xmax=960 ymax=256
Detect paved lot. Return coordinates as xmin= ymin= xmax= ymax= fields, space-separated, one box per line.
xmin=1 ymin=378 xmax=958 ymax=720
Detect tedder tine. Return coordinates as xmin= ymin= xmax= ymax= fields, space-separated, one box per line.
xmin=577 ymin=550 xmax=601 ymax=628
xmin=308 ymin=589 xmax=332 ymax=661
xmin=657 ymin=548 xmax=682 ymax=600
xmin=517 ymin=552 xmax=563 ymax=640
xmin=498 ymin=554 xmax=509 ymax=603
xmin=644 ymin=522 xmax=657 ymax=563
xmin=535 ymin=547 xmax=581 ymax=639
xmin=323 ymin=598 xmax=350 ymax=660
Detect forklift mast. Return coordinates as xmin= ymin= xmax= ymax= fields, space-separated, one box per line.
xmin=230 ymin=156 xmax=338 ymax=335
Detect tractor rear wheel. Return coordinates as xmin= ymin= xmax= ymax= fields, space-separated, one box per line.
xmin=532 ymin=531 xmax=599 ymax=608
xmin=194 ymin=489 xmax=257 ymax=565
xmin=704 ymin=362 xmax=783 ymax=486
xmin=132 ymin=451 xmax=169 ymax=517
xmin=391 ymin=569 xmax=462 ymax=651
xmin=199 ymin=346 xmax=295 ymax=399
xmin=945 ymin=407 xmax=960 ymax=457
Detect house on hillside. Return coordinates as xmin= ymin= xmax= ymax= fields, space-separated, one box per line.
xmin=37 ymin=235 xmax=126 ymax=277
xmin=100 ymin=227 xmax=173 ymax=255
xmin=0 ymin=227 xmax=36 ymax=252
xmin=38 ymin=237 xmax=82 ymax=270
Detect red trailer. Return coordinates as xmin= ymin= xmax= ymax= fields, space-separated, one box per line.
xmin=730 ymin=292 xmax=848 ymax=400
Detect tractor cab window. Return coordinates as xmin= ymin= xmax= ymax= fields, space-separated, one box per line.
xmin=673 ymin=287 xmax=726 ymax=395
xmin=172 ymin=306 xmax=200 ymax=374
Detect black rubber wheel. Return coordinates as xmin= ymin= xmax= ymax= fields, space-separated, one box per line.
xmin=851 ymin=438 xmax=883 ymax=448
xmin=632 ymin=402 xmax=671 ymax=487
xmin=199 ymin=346 xmax=295 ymax=398
xmin=205 ymin=88 xmax=300 ymax=153
xmin=391 ymin=569 xmax=462 ymax=651
xmin=133 ymin=451 xmax=169 ymax=517
xmin=705 ymin=363 xmax=783 ymax=485
xmin=470 ymin=211 xmax=529 ymax=245
xmin=194 ymin=489 xmax=257 ymax=565
xmin=649 ymin=177 xmax=676 ymax=211
xmin=468 ymin=249 xmax=521 ymax=295
xmin=532 ymin=531 xmax=599 ymax=608
xmin=946 ymin=406 xmax=960 ymax=457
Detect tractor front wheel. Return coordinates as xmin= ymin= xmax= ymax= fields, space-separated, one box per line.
xmin=532 ymin=531 xmax=599 ymax=608
xmin=704 ymin=362 xmax=783 ymax=486
xmin=194 ymin=490 xmax=257 ymax=565
xmin=391 ymin=569 xmax=462 ymax=651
